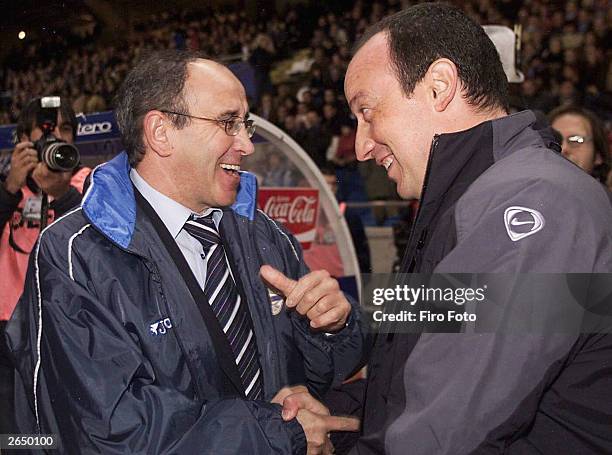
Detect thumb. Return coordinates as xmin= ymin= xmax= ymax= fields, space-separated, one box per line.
xmin=281 ymin=398 xmax=300 ymax=421
xmin=260 ymin=265 xmax=297 ymax=296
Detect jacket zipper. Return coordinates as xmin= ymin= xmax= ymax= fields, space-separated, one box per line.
xmin=247 ymin=213 xmax=283 ymax=396
xmin=144 ymin=253 xmax=203 ymax=401
xmin=404 ymin=135 xmax=439 ymax=272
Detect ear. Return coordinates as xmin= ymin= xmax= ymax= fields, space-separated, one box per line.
xmin=142 ymin=110 xmax=173 ymax=158
xmin=427 ymin=58 xmax=458 ymax=112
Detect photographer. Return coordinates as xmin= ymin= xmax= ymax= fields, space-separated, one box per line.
xmin=0 ymin=96 xmax=89 ymax=435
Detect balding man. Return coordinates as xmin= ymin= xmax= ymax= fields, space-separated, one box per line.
xmin=277 ymin=4 xmax=612 ymax=455
xmin=6 ymin=50 xmax=363 ymax=454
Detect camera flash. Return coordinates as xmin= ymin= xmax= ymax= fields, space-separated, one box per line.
xmin=41 ymin=96 xmax=61 ymax=108
xmin=18 ymin=31 xmax=26 ymax=40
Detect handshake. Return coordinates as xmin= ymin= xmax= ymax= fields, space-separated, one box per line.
xmin=272 ymin=385 xmax=360 ymax=455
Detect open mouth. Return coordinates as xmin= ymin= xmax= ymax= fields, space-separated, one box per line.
xmin=219 ymin=163 xmax=241 ymax=176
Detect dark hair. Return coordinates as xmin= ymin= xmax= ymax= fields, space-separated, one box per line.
xmin=114 ymin=49 xmax=206 ymax=166
xmin=548 ymin=105 xmax=610 ymax=182
xmin=355 ymin=2 xmax=510 ymax=113
xmin=16 ymin=96 xmax=77 ymax=140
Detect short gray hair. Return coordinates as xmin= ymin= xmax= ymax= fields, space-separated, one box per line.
xmin=114 ymin=49 xmax=207 ymax=166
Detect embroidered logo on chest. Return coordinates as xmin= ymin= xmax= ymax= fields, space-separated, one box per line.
xmin=268 ymin=290 xmax=285 ymax=316
xmin=150 ymin=317 xmax=173 ymax=335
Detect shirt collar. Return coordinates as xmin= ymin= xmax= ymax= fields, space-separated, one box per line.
xmin=130 ymin=168 xmax=222 ymax=239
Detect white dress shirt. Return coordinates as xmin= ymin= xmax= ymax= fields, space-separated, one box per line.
xmin=130 ymin=168 xmax=222 ymax=291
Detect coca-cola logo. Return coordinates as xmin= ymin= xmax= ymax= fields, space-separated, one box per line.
xmin=258 ymin=188 xmax=320 ymax=250
xmin=263 ymin=195 xmax=317 ymax=224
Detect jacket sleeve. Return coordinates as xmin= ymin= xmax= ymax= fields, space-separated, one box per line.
xmin=6 ymin=235 xmax=306 ymax=455
xmin=383 ymin=178 xmax=612 ymax=455
xmin=267 ymin=215 xmax=364 ymax=389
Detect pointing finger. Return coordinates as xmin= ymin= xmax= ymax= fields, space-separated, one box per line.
xmin=260 ymin=265 xmax=297 ymax=297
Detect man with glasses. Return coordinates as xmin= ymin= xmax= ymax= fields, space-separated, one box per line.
xmin=6 ymin=50 xmax=362 ymax=454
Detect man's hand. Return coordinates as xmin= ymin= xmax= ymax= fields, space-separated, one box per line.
xmin=272 ymin=386 xmax=360 ymax=455
xmin=273 ymin=386 xmax=333 ymax=454
xmin=297 ymin=409 xmax=335 ymax=455
xmin=260 ymin=265 xmax=351 ymax=332
xmin=277 ymin=390 xmax=359 ymax=431
xmin=272 ymin=386 xmax=329 ymax=419
xmin=4 ymin=141 xmax=38 ymax=194
xmin=31 ymin=162 xmax=72 ymax=199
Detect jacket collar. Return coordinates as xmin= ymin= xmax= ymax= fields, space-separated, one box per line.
xmin=423 ymin=110 xmax=557 ymax=208
xmin=401 ymin=110 xmax=557 ymax=272
xmin=491 ymin=110 xmax=560 ymax=160
xmin=82 ymin=151 xmax=258 ymax=250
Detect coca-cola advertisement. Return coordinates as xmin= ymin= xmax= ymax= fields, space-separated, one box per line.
xmin=258 ymin=188 xmax=320 ymax=250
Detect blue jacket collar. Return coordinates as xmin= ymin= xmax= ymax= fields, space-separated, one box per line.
xmin=82 ymin=151 xmax=258 ymax=249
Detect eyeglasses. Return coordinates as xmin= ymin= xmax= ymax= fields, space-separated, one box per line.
xmin=564 ymin=135 xmax=592 ymax=148
xmin=160 ymin=110 xmax=256 ymax=138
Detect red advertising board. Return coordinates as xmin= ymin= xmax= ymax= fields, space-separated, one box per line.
xmin=258 ymin=187 xmax=320 ymax=250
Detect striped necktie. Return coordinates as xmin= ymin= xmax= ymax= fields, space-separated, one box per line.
xmin=183 ymin=214 xmax=263 ymax=399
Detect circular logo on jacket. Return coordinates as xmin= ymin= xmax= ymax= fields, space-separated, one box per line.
xmin=504 ymin=206 xmax=545 ymax=242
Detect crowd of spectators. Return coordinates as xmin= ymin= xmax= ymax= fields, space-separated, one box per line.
xmin=0 ymin=7 xmax=304 ymax=124
xmin=0 ymin=0 xmax=610 ymax=197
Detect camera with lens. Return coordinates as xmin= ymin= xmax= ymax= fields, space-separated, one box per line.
xmin=33 ymin=96 xmax=80 ymax=172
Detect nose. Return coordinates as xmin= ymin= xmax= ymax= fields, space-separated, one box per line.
xmin=235 ymin=127 xmax=255 ymax=156
xmin=354 ymin=124 xmax=375 ymax=161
